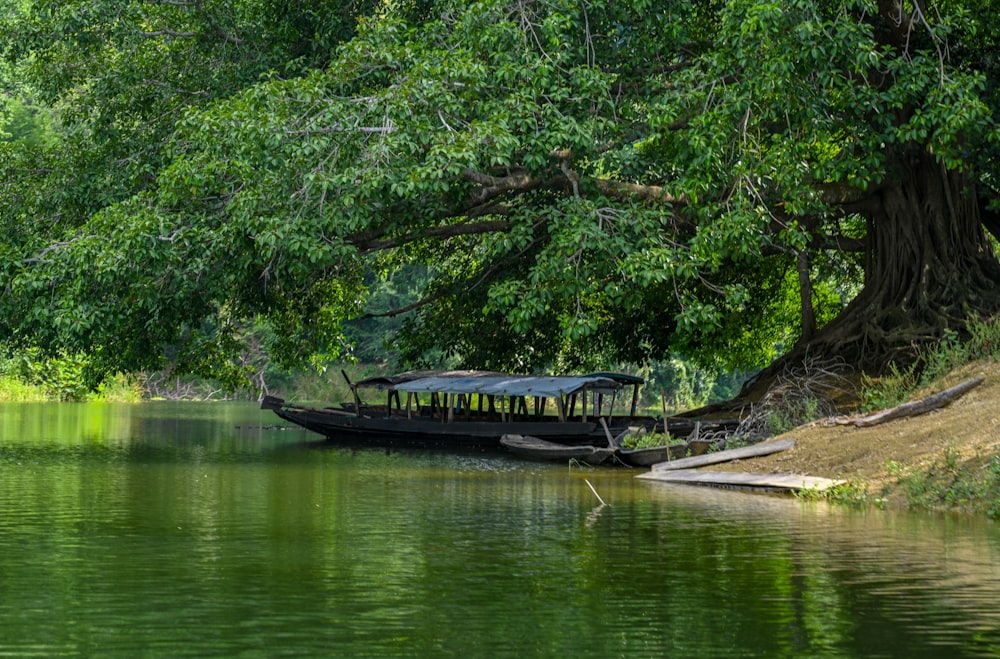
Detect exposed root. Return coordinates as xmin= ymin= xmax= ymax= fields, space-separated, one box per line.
xmin=732 ymin=356 xmax=854 ymax=444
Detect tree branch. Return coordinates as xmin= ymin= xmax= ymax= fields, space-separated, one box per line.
xmin=592 ymin=179 xmax=688 ymax=204
xmin=347 ymin=219 xmax=512 ymax=253
xmin=461 ymin=168 xmax=537 ymax=206
xmin=138 ymin=29 xmax=198 ymax=38
xmin=358 ymin=289 xmax=450 ymax=319
xmin=461 ymin=167 xmax=689 ymax=207
xmin=358 ymin=235 xmax=546 ymax=319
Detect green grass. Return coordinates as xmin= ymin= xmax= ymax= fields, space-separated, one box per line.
xmin=862 ymin=315 xmax=1000 ymax=411
xmin=796 ymin=481 xmax=880 ymax=508
xmin=0 ymin=377 xmax=50 ymax=402
xmin=883 ymin=446 xmax=1000 ymax=517
xmin=0 ymin=373 xmax=142 ymax=403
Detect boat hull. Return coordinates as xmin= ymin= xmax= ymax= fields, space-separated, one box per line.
xmin=500 ymin=434 xmax=615 ymax=465
xmin=272 ymin=405 xmax=654 ymax=450
xmin=616 ymin=443 xmax=689 ymax=467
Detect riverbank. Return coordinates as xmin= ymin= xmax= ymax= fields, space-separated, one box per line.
xmin=714 ymin=360 xmax=1000 ymax=515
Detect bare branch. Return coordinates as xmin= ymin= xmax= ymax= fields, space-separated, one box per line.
xmin=23 ymin=235 xmax=93 ymax=264
xmin=462 ymin=166 xmax=689 ymax=208
xmin=138 ymin=29 xmax=198 ymax=38
xmin=462 ymin=168 xmax=536 ymax=206
xmin=593 ymin=179 xmax=688 ymax=204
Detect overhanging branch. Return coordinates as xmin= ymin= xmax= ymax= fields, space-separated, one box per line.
xmin=347 ymin=218 xmax=512 ymax=253
xmin=358 ymin=235 xmax=546 ymax=319
xmin=593 ymin=179 xmax=688 ymax=204
xmin=461 ymin=166 xmax=689 ymax=208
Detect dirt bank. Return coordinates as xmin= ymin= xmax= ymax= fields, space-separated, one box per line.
xmin=713 ymin=361 xmax=1000 ymax=500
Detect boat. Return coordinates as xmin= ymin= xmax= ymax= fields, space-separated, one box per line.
xmin=615 ymin=417 xmax=741 ymax=466
xmin=616 ymin=443 xmax=689 ymax=467
xmin=262 ymin=369 xmax=656 ymax=449
xmin=500 ymin=434 xmax=615 ymax=465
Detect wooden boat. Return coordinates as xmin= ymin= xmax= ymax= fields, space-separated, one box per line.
xmin=616 ymin=443 xmax=689 ymax=467
xmin=262 ymin=370 xmax=656 ymax=450
xmin=500 ymin=434 xmax=615 ymax=465
xmin=615 ymin=416 xmax=741 ymax=466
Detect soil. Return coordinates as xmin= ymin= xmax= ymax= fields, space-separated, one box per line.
xmin=711 ymin=360 xmax=1000 ymax=502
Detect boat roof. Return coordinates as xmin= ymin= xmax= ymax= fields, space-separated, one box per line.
xmin=353 ymin=370 xmax=640 ymax=398
xmin=395 ymin=375 xmax=623 ymax=398
xmin=585 ymin=371 xmax=645 ymax=384
xmin=353 ymin=370 xmax=507 ymax=388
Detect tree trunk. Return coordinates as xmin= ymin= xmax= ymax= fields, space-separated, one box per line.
xmin=742 ymin=153 xmax=1000 ymax=401
xmin=797 ymin=250 xmax=816 ymax=341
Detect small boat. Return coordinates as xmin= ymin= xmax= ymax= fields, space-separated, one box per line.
xmin=262 ymin=369 xmax=656 ymax=450
xmin=616 ymin=443 xmax=689 ymax=467
xmin=615 ymin=417 xmax=738 ymax=466
xmin=501 ymin=434 xmax=615 ymax=465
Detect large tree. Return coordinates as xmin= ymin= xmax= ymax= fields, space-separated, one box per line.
xmin=2 ymin=0 xmax=999 ymax=388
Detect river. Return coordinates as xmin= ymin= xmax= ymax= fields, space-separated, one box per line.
xmin=1 ymin=401 xmax=999 ymax=656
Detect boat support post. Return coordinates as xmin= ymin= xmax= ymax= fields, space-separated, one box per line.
xmin=342 ymin=370 xmax=362 ymax=417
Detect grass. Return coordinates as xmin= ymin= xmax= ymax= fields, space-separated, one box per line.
xmin=796 ymin=481 xmax=881 ymax=508
xmin=862 ymin=317 xmax=1000 ymax=411
xmin=0 ymin=373 xmax=142 ymax=403
xmin=882 ymin=445 xmax=1000 ymax=518
xmin=0 ymin=377 xmax=50 ymax=402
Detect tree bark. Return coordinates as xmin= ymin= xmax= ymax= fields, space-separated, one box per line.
xmin=742 ymin=152 xmax=1000 ymax=401
xmin=797 ymin=250 xmax=816 ymax=341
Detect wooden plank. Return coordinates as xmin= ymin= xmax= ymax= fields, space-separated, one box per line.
xmin=637 ymin=469 xmax=844 ymax=492
xmin=651 ymin=438 xmax=796 ymax=472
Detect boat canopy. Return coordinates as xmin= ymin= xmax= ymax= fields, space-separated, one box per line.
xmin=393 ymin=375 xmax=623 ymax=399
xmin=353 ymin=370 xmax=505 ymax=389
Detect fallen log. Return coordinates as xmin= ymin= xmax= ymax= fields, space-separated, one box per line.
xmin=840 ymin=376 xmax=984 ymax=428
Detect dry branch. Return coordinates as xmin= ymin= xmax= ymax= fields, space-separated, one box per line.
xmin=841 ymin=376 xmax=985 ymax=428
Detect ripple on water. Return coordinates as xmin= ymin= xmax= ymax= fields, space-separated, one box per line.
xmin=3 ymin=403 xmax=1000 ymax=656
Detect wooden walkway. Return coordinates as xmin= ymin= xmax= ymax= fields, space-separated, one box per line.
xmin=636 ymin=468 xmax=844 ymax=492
xmin=638 ymin=437 xmax=844 ymax=493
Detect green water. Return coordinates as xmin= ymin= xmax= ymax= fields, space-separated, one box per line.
xmin=2 ymin=402 xmax=1000 ymax=657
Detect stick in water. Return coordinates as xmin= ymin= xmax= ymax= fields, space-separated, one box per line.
xmin=584 ymin=479 xmax=606 ymax=506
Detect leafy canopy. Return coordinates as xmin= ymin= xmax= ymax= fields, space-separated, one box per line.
xmin=1 ymin=0 xmax=998 ymax=382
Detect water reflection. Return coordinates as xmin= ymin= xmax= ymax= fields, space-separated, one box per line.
xmin=1 ymin=402 xmax=999 ymax=656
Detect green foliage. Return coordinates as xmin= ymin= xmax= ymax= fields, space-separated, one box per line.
xmin=885 ymin=446 xmax=1000 ymax=517
xmin=0 ymin=346 xmax=141 ymax=401
xmin=0 ymin=0 xmax=998 ymax=386
xmin=0 ymin=376 xmax=48 ymax=402
xmin=633 ymin=357 xmax=748 ymax=413
xmin=860 ymin=362 xmax=918 ymax=412
xmin=0 ymin=0 xmax=385 ymax=382
xmin=797 ymin=481 xmax=879 ymax=508
xmin=619 ymin=431 xmax=685 ymax=450
xmin=6 ymin=348 xmax=91 ymax=401
xmin=0 ymin=95 xmax=55 ymax=147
